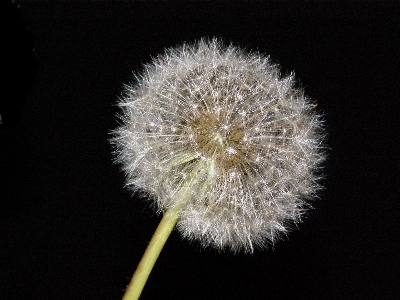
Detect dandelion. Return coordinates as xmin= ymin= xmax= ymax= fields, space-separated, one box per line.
xmin=112 ymin=38 xmax=325 ymax=299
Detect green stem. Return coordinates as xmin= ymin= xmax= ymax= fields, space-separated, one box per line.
xmin=122 ymin=206 xmax=181 ymax=300
xmin=122 ymin=159 xmax=208 ymax=299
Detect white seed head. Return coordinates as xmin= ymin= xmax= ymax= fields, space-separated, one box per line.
xmin=112 ymin=38 xmax=325 ymax=253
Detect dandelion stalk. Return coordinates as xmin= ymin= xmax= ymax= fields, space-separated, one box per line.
xmin=122 ymin=205 xmax=179 ymax=300
xmin=123 ymin=159 xmax=207 ymax=299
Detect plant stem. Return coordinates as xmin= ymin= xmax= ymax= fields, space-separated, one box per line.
xmin=122 ymin=206 xmax=180 ymax=300
xmin=122 ymin=159 xmax=207 ymax=299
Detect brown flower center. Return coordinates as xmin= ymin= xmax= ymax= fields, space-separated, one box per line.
xmin=189 ymin=112 xmax=246 ymax=169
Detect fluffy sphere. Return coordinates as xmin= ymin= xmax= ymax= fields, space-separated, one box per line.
xmin=112 ymin=38 xmax=325 ymax=253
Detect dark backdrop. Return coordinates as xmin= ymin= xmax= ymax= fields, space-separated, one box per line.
xmin=1 ymin=1 xmax=399 ymax=299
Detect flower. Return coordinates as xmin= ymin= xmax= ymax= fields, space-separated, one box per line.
xmin=112 ymin=38 xmax=325 ymax=253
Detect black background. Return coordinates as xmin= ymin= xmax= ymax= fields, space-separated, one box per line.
xmin=1 ymin=1 xmax=399 ymax=299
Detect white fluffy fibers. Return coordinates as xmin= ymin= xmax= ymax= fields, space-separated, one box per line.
xmin=112 ymin=38 xmax=325 ymax=253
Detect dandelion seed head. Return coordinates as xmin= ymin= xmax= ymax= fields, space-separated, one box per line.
xmin=112 ymin=38 xmax=325 ymax=253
